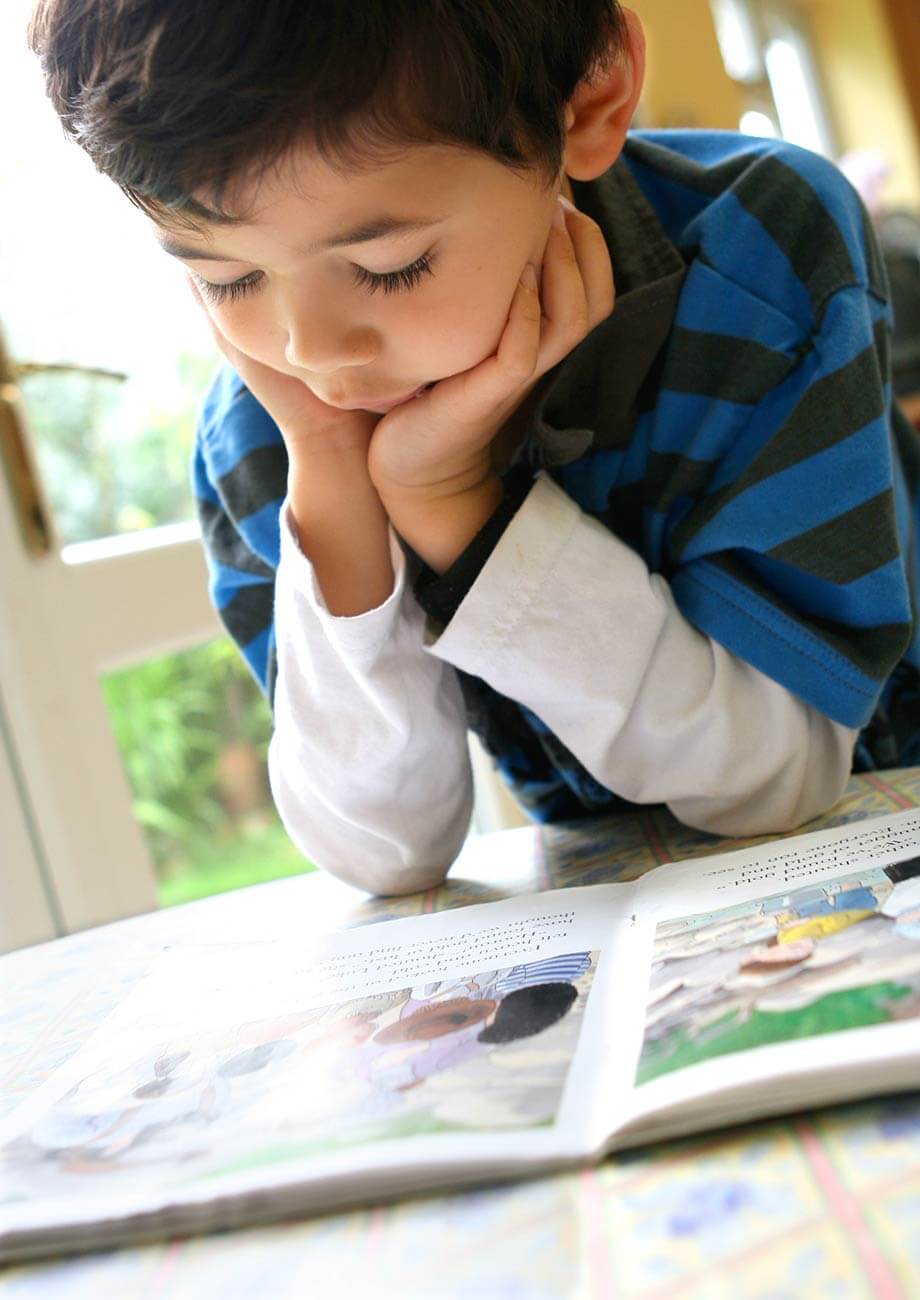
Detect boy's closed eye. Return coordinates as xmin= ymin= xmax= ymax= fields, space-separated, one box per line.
xmin=192 ymin=249 xmax=439 ymax=306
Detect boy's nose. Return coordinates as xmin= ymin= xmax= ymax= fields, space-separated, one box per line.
xmin=284 ymin=313 xmax=378 ymax=374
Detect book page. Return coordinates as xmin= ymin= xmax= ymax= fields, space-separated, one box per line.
xmin=0 ymin=883 xmax=636 ymax=1250
xmin=615 ymin=808 xmax=920 ymax=1134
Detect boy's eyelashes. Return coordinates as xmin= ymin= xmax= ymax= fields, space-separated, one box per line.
xmin=193 ymin=250 xmax=438 ymax=307
xmin=194 ymin=270 xmax=264 ymax=306
xmin=351 ymin=250 xmax=437 ymax=296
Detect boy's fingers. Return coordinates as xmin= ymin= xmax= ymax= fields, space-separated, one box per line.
xmin=449 ymin=267 xmax=539 ymax=407
xmin=536 ymin=203 xmax=590 ymax=370
xmin=479 ymin=269 xmax=542 ymax=401
xmin=568 ymin=209 xmax=616 ymax=328
xmin=428 ymin=268 xmax=541 ymax=424
xmin=508 ymin=268 xmax=544 ymax=372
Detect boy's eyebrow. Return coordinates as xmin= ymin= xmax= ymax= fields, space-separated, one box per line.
xmin=157 ymin=214 xmax=446 ymax=262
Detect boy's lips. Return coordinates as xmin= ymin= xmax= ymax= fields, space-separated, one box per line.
xmin=328 ymin=383 xmax=434 ymax=412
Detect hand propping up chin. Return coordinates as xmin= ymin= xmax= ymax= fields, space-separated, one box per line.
xmin=186 ymin=278 xmax=383 ymax=465
xmin=367 ymin=192 xmax=615 ymax=509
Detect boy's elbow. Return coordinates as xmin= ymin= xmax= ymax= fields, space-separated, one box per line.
xmin=668 ymin=787 xmax=829 ymax=839
xmin=276 ymin=789 xmax=474 ymax=898
xmin=670 ymin=796 xmax=815 ymax=840
xmin=311 ymin=841 xmax=459 ymax=897
xmin=267 ymin=739 xmax=474 ymax=897
xmin=668 ymin=717 xmax=857 ymax=840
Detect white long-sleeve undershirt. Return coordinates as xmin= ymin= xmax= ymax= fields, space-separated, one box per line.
xmin=267 ymin=473 xmax=857 ymax=896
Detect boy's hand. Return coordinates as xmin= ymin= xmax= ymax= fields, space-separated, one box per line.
xmin=188 ymin=280 xmax=394 ymax=615
xmin=187 ymin=278 xmax=381 ymax=462
xmin=367 ymin=194 xmax=615 ymax=570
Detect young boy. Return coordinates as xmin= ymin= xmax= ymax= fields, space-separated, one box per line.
xmin=30 ymin=1 xmax=920 ymax=895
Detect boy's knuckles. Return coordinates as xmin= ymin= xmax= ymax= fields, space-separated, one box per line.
xmin=561 ymin=309 xmax=590 ymax=340
xmin=505 ymin=355 xmax=539 ymax=383
xmin=595 ymin=292 xmax=615 ymax=323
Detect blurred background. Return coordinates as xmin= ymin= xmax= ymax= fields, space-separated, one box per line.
xmin=1 ymin=0 xmax=919 ymax=946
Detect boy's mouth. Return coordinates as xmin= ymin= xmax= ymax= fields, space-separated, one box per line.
xmin=354 ymin=381 xmax=435 ymax=413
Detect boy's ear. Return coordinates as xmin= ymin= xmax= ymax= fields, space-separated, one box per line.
xmin=562 ymin=8 xmax=646 ymax=182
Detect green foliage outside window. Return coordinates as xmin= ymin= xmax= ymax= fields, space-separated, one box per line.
xmin=102 ymin=639 xmax=314 ymax=906
xmin=20 ymin=351 xmax=214 ymax=545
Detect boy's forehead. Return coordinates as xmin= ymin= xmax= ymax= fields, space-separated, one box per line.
xmin=204 ymin=140 xmax=467 ymax=226
xmin=155 ymin=142 xmax=521 ymax=258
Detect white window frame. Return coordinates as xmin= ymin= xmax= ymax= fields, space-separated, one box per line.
xmin=0 ymin=378 xmax=221 ymax=952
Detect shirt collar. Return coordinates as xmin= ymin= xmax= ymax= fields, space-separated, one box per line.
xmin=524 ymin=142 xmax=688 ymax=468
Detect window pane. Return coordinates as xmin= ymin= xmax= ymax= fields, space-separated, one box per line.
xmin=101 ymin=640 xmax=314 ymax=907
xmin=764 ymin=32 xmax=833 ymax=157
xmin=18 ymin=358 xmax=211 ymax=545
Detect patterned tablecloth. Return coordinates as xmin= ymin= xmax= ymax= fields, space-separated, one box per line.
xmin=2 ymin=770 xmax=920 ymax=1298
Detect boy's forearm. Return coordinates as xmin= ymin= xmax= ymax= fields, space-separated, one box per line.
xmin=287 ymin=449 xmax=394 ymax=616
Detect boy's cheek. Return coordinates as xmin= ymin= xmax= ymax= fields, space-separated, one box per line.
xmin=216 ymin=311 xmax=281 ymax=367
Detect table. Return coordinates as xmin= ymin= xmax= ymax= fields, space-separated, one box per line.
xmin=3 ymin=770 xmax=920 ymax=1298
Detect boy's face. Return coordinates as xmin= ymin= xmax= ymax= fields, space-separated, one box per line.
xmin=156 ymin=143 xmax=568 ymax=413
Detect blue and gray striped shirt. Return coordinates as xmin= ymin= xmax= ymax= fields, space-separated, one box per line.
xmin=193 ymin=130 xmax=920 ymax=822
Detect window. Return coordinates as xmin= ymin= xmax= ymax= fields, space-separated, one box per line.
xmin=711 ymin=0 xmax=837 ymax=155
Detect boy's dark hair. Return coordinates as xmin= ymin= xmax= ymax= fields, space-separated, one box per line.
xmin=477 ymin=981 xmax=578 ymax=1044
xmin=28 ymin=0 xmax=627 ymax=232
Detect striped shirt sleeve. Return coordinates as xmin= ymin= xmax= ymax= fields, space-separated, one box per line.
xmin=192 ymin=366 xmax=288 ymax=701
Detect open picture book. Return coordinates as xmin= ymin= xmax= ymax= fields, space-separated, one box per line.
xmin=3 ymin=806 xmax=920 ymax=1262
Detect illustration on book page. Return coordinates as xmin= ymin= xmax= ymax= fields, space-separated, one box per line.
xmin=1 ymin=952 xmax=599 ymax=1198
xmin=635 ymin=860 xmax=920 ymax=1086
